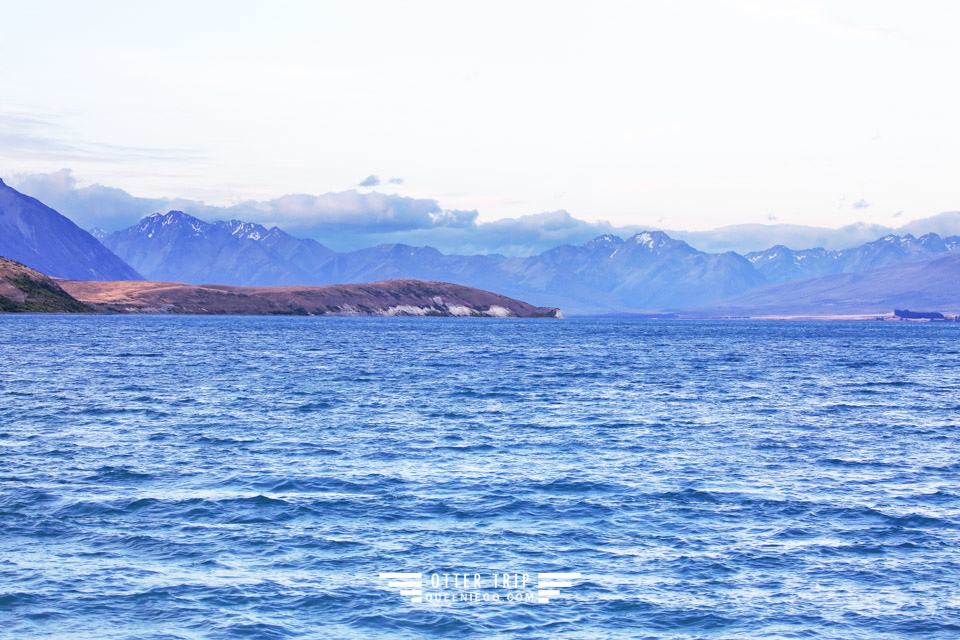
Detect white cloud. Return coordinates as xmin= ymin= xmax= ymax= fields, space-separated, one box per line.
xmin=10 ymin=170 xmax=960 ymax=257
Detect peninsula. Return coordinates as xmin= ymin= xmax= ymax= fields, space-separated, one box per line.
xmin=0 ymin=257 xmax=561 ymax=318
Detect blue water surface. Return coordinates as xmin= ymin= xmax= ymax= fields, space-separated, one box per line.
xmin=1 ymin=316 xmax=959 ymax=639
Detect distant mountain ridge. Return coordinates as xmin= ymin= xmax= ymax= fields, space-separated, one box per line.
xmin=99 ymin=214 xmax=770 ymax=312
xmin=98 ymin=210 xmax=960 ymax=313
xmin=103 ymin=211 xmax=334 ymax=286
xmin=529 ymin=232 xmax=765 ymax=309
xmin=667 ymin=212 xmax=960 ymax=254
xmin=0 ymin=179 xmax=141 ymax=281
xmin=694 ymin=251 xmax=960 ymax=316
xmin=746 ymin=233 xmax=960 ymax=283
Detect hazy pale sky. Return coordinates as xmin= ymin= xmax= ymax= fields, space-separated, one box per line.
xmin=2 ymin=0 xmax=959 ymax=230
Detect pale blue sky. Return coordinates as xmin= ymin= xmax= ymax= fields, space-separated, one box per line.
xmin=2 ymin=0 xmax=959 ymax=231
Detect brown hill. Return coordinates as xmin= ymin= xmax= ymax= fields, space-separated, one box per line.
xmin=58 ymin=278 xmax=562 ymax=317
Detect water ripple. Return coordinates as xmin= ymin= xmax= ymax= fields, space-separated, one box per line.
xmin=1 ymin=316 xmax=959 ymax=639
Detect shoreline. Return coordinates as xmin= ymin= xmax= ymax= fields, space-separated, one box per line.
xmin=569 ymin=312 xmax=960 ymax=322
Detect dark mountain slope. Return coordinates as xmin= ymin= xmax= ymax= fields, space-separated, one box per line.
xmin=0 ymin=179 xmax=141 ymax=280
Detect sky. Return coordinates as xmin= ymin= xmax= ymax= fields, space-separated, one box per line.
xmin=2 ymin=0 xmax=960 ymax=242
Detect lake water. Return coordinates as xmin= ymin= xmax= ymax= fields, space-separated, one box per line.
xmin=2 ymin=316 xmax=959 ymax=639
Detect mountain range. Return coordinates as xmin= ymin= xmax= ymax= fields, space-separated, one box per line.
xmin=94 ymin=210 xmax=960 ymax=314
xmin=96 ymin=212 xmax=769 ymax=312
xmin=99 ymin=213 xmax=335 ymax=286
xmin=694 ymin=250 xmax=960 ymax=316
xmin=745 ymin=233 xmax=960 ymax=283
xmin=2 ymin=177 xmax=960 ymax=315
xmin=667 ymin=213 xmax=960 ymax=254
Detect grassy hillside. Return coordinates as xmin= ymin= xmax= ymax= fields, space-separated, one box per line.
xmin=0 ymin=256 xmax=90 ymax=312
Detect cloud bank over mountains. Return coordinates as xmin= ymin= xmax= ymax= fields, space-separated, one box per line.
xmin=12 ymin=169 xmax=651 ymax=255
xmin=11 ymin=169 xmax=960 ymax=257
xmin=14 ymin=169 xmax=478 ymax=248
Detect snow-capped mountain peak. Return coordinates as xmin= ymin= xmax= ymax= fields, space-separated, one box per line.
xmin=215 ymin=219 xmax=271 ymax=241
xmin=584 ymin=234 xmax=624 ymax=248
